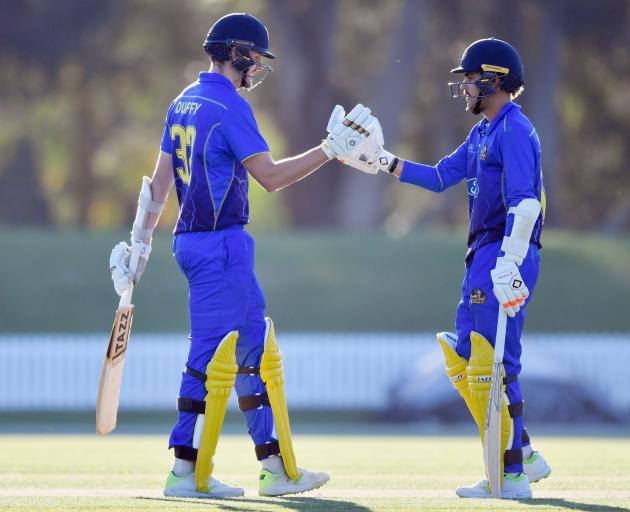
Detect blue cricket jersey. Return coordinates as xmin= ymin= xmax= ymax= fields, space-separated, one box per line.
xmin=160 ymin=72 xmax=269 ymax=234
xmin=400 ymin=103 xmax=545 ymax=258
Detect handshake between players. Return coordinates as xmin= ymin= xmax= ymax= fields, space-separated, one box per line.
xmin=321 ymin=103 xmax=400 ymax=176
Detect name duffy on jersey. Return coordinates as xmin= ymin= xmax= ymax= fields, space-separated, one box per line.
xmin=174 ymin=101 xmax=203 ymax=115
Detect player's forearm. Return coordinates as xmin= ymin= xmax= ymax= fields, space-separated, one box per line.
xmin=270 ymin=146 xmax=330 ymax=191
xmin=258 ymin=147 xmax=330 ymax=192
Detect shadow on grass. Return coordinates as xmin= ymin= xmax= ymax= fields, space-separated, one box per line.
xmin=518 ymin=498 xmax=629 ymax=511
xmin=135 ymin=495 xmax=372 ymax=511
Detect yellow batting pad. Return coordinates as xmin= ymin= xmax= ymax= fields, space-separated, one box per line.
xmin=195 ymin=331 xmax=239 ymax=493
xmin=436 ymin=333 xmax=480 ymax=434
xmin=467 ymin=331 xmax=512 ymax=477
xmin=260 ymin=318 xmax=299 ymax=481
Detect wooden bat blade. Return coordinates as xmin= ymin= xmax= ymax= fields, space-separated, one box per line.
xmin=96 ymin=305 xmax=134 ymax=435
xmin=483 ymin=361 xmax=503 ymax=498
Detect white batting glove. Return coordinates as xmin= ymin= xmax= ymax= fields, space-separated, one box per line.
xmin=130 ymin=238 xmax=151 ymax=285
xmin=110 ymin=242 xmax=133 ymax=296
xmin=320 ymin=104 xmax=375 ymax=159
xmin=490 ymin=257 xmax=529 ymax=318
xmin=109 ymin=240 xmax=152 ymax=296
xmin=338 ymin=118 xmax=396 ymax=174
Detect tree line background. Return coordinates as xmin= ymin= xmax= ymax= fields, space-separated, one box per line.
xmin=1 ymin=0 xmax=629 ymax=234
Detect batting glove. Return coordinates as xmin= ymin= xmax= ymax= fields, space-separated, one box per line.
xmin=320 ymin=104 xmax=375 ymax=160
xmin=110 ymin=242 xmax=133 ymax=296
xmin=338 ymin=117 xmax=396 ymax=174
xmin=109 ymin=240 xmax=152 ymax=296
xmin=490 ymin=257 xmax=529 ymax=318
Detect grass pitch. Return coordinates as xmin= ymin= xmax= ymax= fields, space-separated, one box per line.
xmin=1 ymin=434 xmax=629 ymax=511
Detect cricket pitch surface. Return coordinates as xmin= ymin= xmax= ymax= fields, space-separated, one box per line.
xmin=2 ymin=432 xmax=629 ymax=511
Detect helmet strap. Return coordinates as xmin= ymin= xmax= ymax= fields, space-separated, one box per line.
xmin=470 ymin=98 xmax=483 ymax=115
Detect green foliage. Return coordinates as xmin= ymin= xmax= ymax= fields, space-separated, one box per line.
xmin=0 ymin=229 xmax=628 ymax=332
xmin=1 ymin=0 xmax=629 ymax=231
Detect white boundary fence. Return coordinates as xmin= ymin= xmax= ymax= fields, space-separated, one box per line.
xmin=0 ymin=333 xmax=629 ymax=412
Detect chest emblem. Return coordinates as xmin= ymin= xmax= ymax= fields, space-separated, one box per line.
xmin=467 ymin=178 xmax=479 ymax=198
xmin=480 ymin=145 xmax=488 ymax=160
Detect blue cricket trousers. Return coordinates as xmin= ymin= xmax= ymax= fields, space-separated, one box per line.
xmin=169 ymin=225 xmax=275 ymax=454
xmin=455 ymin=240 xmax=540 ymax=474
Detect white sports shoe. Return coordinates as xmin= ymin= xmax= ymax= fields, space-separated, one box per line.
xmin=456 ymin=473 xmax=532 ymax=499
xmin=259 ymin=467 xmax=330 ymax=496
xmin=523 ymin=451 xmax=552 ymax=483
xmin=164 ymin=471 xmax=244 ymax=498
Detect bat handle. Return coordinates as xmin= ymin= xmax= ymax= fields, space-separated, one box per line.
xmin=119 ymin=286 xmax=134 ymax=308
xmin=118 ymin=248 xmax=140 ymax=308
xmin=494 ymin=308 xmax=508 ymax=363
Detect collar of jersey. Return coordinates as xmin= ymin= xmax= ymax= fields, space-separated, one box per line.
xmin=478 ymin=102 xmax=521 ymax=135
xmin=198 ymin=72 xmax=236 ymax=92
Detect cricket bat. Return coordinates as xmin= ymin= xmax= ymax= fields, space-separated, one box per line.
xmin=96 ymin=250 xmax=140 ymax=435
xmin=483 ymin=307 xmax=508 ymax=498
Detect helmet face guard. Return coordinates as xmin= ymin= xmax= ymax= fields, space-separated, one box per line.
xmin=448 ymin=64 xmax=509 ymax=114
xmin=227 ymin=40 xmax=273 ymax=90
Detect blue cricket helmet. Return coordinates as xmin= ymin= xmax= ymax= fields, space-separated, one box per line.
xmin=203 ymin=13 xmax=275 ymax=60
xmin=451 ymin=38 xmax=524 ymax=91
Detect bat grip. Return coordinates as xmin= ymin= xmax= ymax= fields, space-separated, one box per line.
xmin=119 ymin=286 xmax=133 ymax=308
xmin=118 ymin=247 xmax=140 ymax=309
xmin=494 ymin=308 xmax=508 ymax=363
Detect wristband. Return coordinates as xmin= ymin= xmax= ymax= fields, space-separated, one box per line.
xmin=388 ymin=157 xmax=399 ymax=173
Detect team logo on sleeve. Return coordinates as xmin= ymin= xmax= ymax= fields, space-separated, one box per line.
xmin=467 ymin=178 xmax=479 ymax=198
xmin=470 ymin=288 xmax=487 ymax=304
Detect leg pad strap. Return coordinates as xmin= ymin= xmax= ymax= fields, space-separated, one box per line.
xmin=504 ymin=374 xmax=518 ymax=385
xmin=504 ymin=448 xmax=523 ymax=465
xmin=255 ymin=440 xmax=281 ymax=460
xmin=237 ymin=366 xmax=260 ymax=375
xmin=178 ymin=392 xmax=272 ymax=414
xmin=186 ymin=365 xmax=260 ymax=381
xmin=177 ymin=397 xmax=206 ymax=414
xmin=238 ymin=392 xmax=270 ymax=412
xmin=174 ymin=445 xmax=198 ymax=461
xmin=508 ymin=401 xmax=523 ymax=418
xmin=185 ymin=366 xmax=207 ymax=382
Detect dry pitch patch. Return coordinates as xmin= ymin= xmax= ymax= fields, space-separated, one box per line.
xmin=1 ymin=434 xmax=629 ymax=511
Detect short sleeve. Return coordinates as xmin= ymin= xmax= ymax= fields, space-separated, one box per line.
xmin=160 ymin=122 xmax=171 ymax=153
xmin=221 ymin=100 xmax=269 ymax=163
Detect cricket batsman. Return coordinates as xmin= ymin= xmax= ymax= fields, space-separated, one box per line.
xmin=336 ymin=38 xmax=552 ymax=499
xmin=108 ymin=12 xmax=377 ymax=498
